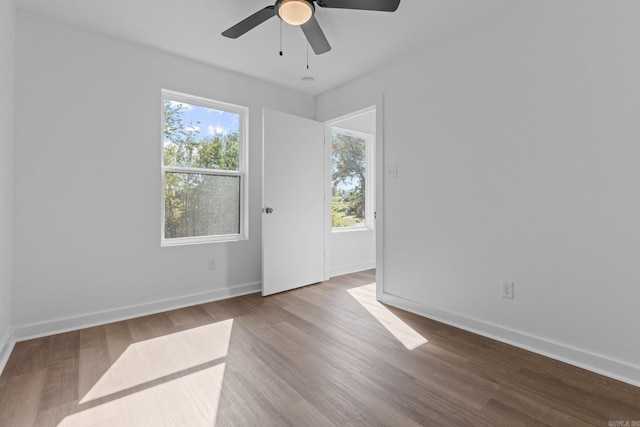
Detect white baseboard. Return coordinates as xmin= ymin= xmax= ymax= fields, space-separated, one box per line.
xmin=0 ymin=328 xmax=15 ymax=376
xmin=330 ymin=260 xmax=376 ymax=278
xmin=379 ymin=291 xmax=640 ymax=388
xmin=13 ymin=281 xmax=262 ymax=342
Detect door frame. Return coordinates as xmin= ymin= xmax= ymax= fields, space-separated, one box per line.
xmin=319 ymin=95 xmax=384 ymax=298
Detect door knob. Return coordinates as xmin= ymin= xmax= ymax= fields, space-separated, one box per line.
xmin=264 ymin=207 xmax=274 ymax=214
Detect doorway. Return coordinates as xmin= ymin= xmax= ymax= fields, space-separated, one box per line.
xmin=262 ymin=96 xmax=383 ymax=297
xmin=325 ymin=106 xmax=377 ymax=278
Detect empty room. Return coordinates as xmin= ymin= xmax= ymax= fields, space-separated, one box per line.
xmin=1 ymin=0 xmax=639 ymax=425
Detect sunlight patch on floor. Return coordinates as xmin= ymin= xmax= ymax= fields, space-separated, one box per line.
xmin=59 ymin=319 xmax=233 ymax=426
xmin=59 ymin=363 xmax=226 ymax=426
xmin=348 ymin=284 xmax=428 ymax=350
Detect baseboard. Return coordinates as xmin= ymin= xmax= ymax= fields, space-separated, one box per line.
xmin=330 ymin=260 xmax=376 ymax=278
xmin=379 ymin=291 xmax=640 ymax=388
xmin=13 ymin=281 xmax=262 ymax=342
xmin=0 ymin=328 xmax=15 ymax=376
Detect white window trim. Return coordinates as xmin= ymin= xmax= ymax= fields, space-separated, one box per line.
xmin=331 ymin=126 xmax=375 ymax=233
xmin=160 ymin=89 xmax=249 ymax=246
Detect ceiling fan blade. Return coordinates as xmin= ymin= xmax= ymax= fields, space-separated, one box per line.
xmin=222 ymin=6 xmax=276 ymax=39
xmin=316 ymin=0 xmax=400 ymax=12
xmin=301 ymin=16 xmax=331 ymax=55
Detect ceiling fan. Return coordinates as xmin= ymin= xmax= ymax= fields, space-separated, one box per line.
xmin=222 ymin=0 xmax=401 ymax=55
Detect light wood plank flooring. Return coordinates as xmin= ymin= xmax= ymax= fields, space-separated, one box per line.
xmin=1 ymin=270 xmax=639 ymax=426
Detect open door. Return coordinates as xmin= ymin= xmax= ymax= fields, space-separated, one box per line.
xmin=262 ymin=109 xmax=326 ymax=296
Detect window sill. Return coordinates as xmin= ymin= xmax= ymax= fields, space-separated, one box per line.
xmin=331 ymin=226 xmax=373 ymax=234
xmin=161 ymin=234 xmax=247 ymax=247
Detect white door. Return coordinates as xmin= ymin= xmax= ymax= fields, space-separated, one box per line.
xmin=262 ymin=108 xmax=326 ymax=296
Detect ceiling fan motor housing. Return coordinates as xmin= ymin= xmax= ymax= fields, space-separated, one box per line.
xmin=275 ymin=0 xmax=316 ymax=25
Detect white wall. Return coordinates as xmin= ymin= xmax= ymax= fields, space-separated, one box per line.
xmin=330 ymin=230 xmax=375 ymax=277
xmin=13 ymin=11 xmax=315 ymax=338
xmin=317 ymin=0 xmax=640 ymax=386
xmin=0 ymin=0 xmax=15 ymax=369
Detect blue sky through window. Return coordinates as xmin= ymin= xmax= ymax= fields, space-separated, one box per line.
xmin=170 ymin=101 xmax=239 ymax=137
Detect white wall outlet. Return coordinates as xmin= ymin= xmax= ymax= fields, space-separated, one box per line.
xmin=501 ymin=281 xmax=514 ymax=299
xmin=208 ymin=258 xmax=216 ymax=270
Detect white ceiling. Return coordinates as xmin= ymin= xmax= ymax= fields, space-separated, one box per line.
xmin=16 ymin=0 xmax=525 ymax=95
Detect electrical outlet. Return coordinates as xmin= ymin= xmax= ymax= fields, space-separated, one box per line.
xmin=208 ymin=258 xmax=216 ymax=270
xmin=501 ymin=282 xmax=514 ymax=299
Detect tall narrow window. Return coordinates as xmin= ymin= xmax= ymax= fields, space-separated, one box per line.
xmin=331 ymin=128 xmax=374 ymax=230
xmin=161 ymin=90 xmax=248 ymax=245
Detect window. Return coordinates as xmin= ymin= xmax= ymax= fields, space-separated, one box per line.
xmin=331 ymin=127 xmax=374 ymax=230
xmin=161 ymin=90 xmax=248 ymax=245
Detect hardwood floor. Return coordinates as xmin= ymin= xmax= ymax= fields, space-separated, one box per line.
xmin=1 ymin=270 xmax=638 ymax=426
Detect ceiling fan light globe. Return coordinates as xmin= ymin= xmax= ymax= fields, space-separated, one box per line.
xmin=277 ymin=0 xmax=314 ymax=26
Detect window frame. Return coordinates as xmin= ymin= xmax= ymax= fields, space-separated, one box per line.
xmin=331 ymin=126 xmax=375 ymax=233
xmin=160 ymin=89 xmax=249 ymax=246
